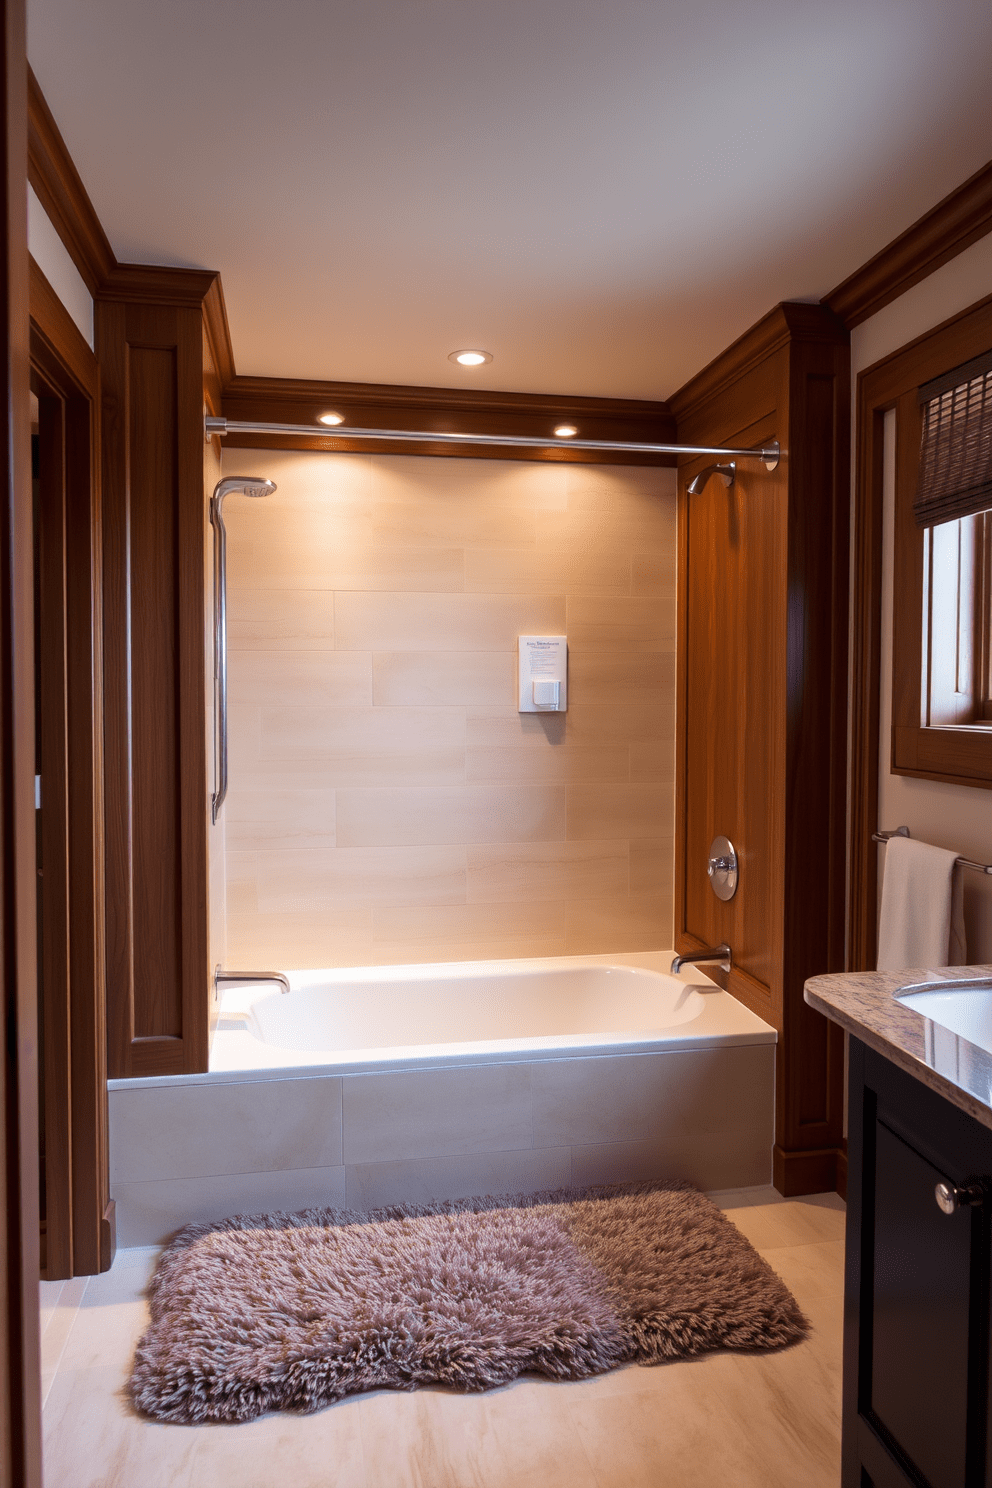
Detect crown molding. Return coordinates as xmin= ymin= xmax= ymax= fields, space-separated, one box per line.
xmin=823 ymin=161 xmax=992 ymax=330
xmin=98 ymin=263 xmax=221 ymax=308
xmin=669 ymin=302 xmax=848 ymax=429
xmin=220 ymin=375 xmax=678 ymax=464
xmin=27 ymin=66 xmax=115 ymax=295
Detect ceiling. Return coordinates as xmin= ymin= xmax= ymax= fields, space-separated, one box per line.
xmin=27 ymin=0 xmax=992 ymax=401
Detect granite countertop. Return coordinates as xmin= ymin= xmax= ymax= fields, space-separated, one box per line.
xmin=805 ymin=964 xmax=992 ymax=1132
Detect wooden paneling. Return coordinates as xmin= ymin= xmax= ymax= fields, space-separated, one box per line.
xmin=824 ymin=160 xmax=992 ymax=330
xmin=1 ymin=0 xmax=44 ymax=1477
xmin=27 ymin=64 xmax=114 ymax=295
xmin=849 ymin=295 xmax=992 ymax=972
xmin=30 ymin=256 xmax=112 ymax=1276
xmin=221 ymin=375 xmax=677 ymax=466
xmin=98 ymin=280 xmax=210 ymax=1077
xmin=672 ymin=303 xmax=850 ymax=1196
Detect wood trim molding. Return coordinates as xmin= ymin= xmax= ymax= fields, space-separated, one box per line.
xmin=2 ymin=0 xmax=44 ymax=1477
xmin=668 ymin=302 xmax=848 ymax=430
xmin=824 ymin=160 xmax=992 ymax=330
xmin=27 ymin=65 xmax=114 ymax=295
xmin=221 ymin=374 xmax=677 ymax=464
xmin=29 ymin=255 xmax=94 ymax=389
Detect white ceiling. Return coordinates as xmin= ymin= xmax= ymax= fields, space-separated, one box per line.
xmin=27 ymin=0 xmax=992 ymax=401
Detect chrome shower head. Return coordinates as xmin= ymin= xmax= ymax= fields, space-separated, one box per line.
xmin=209 ymin=476 xmax=277 ymax=521
xmin=687 ymin=461 xmax=735 ymax=496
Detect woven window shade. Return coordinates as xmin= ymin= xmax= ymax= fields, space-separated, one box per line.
xmin=914 ymin=349 xmax=992 ymax=527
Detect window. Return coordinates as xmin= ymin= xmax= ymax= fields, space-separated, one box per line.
xmin=884 ymin=298 xmax=992 ymax=786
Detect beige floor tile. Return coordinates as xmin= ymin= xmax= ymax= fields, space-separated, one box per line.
xmin=759 ymin=1240 xmax=846 ymax=1304
xmin=185 ymin=1398 xmax=367 ymax=1488
xmin=724 ymin=1195 xmax=847 ymax=1250
xmin=40 ymin=1275 xmax=88 ymax=1407
xmin=360 ymin=1381 xmax=599 ymax=1488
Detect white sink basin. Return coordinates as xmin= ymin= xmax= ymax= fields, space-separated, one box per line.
xmin=895 ymin=979 xmax=992 ymax=1054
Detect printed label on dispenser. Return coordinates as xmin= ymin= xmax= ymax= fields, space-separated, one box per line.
xmin=518 ymin=636 xmax=567 ymax=712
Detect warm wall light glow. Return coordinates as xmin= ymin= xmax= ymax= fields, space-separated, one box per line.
xmin=448 ymin=349 xmax=493 ymax=367
xmin=554 ymin=424 xmax=578 ymax=438
xmin=318 ymin=412 xmax=344 ymax=426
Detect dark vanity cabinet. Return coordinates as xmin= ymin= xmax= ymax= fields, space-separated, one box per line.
xmin=845 ymin=1038 xmax=992 ymax=1488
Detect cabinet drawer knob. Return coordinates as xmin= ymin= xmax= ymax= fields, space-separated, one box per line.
xmin=935 ymin=1181 xmax=985 ymax=1214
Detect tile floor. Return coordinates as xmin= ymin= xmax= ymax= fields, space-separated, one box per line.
xmin=40 ymin=1185 xmax=846 ymax=1488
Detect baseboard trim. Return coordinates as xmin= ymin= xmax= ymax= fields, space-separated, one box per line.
xmin=772 ymin=1143 xmax=842 ymax=1197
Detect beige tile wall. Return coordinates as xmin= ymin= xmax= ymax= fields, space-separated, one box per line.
xmin=221 ymin=449 xmax=677 ymax=968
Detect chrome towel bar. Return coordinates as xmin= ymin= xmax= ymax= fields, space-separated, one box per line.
xmin=873 ymin=825 xmax=992 ymax=876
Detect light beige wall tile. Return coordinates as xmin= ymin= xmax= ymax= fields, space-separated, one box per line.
xmin=370 ymin=933 xmax=569 ymax=966
xmin=226 ymin=908 xmax=373 ymax=970
xmin=223 ymin=453 xmax=677 ymax=968
xmin=342 ymin=1062 xmax=533 ymax=1163
xmin=374 ymin=497 xmax=539 ymax=548
xmin=111 ymin=1166 xmax=348 ymax=1247
xmin=225 ymin=787 xmax=336 ymax=850
xmin=568 ymin=649 xmax=676 ymax=705
xmin=467 ymin=701 xmax=670 ymax=747
xmin=373 ymin=651 xmax=514 ymax=707
xmin=371 ymin=453 xmax=569 ymax=510
xmin=629 ymin=839 xmax=675 ymax=895
xmin=566 ymin=595 xmax=676 ymax=650
xmin=257 ymin=706 xmax=465 ymax=785
xmin=632 ymin=549 xmax=677 ymax=597
xmin=570 ymin=1131 xmax=772 ymax=1191
xmin=345 ymin=1146 xmax=572 ymax=1211
xmin=109 ymin=1077 xmax=343 ymax=1182
xmin=227 ymin=588 xmax=336 ymax=649
xmin=466 ymin=840 xmax=629 ymax=903
xmin=249 ymin=845 xmax=467 ymax=910
xmin=227 ymin=512 xmax=373 ymax=591
xmin=564 ymin=891 xmax=673 ymax=953
xmin=334 ymin=592 xmax=566 ymax=652
xmin=464 ymin=543 xmax=630 ymax=595
xmin=531 ymin=1045 xmax=774 ymax=1149
xmin=372 ymin=899 xmax=565 ymax=946
xmin=466 ymin=743 xmax=629 ymax=784
xmin=567 ymin=782 xmax=671 ymax=840
xmin=336 ymin=785 xmax=566 ymax=847
xmin=369 ymin=546 xmax=464 ymax=592
xmin=228 ymin=649 xmax=372 ymax=707
xmin=630 ymin=737 xmax=676 ymax=782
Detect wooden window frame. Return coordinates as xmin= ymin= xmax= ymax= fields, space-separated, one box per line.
xmin=888 ymin=299 xmax=992 ymax=786
xmin=849 ymin=291 xmax=992 ymax=971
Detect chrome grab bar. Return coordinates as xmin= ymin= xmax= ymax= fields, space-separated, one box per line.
xmin=214 ymin=967 xmax=291 ymax=996
xmin=209 ymin=476 xmax=276 ymax=824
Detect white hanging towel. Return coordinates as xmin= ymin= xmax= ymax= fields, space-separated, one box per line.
xmin=876 ymin=835 xmax=967 ymax=971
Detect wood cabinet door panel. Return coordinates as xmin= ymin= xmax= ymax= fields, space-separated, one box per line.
xmin=870 ymin=1118 xmax=971 ymax=1488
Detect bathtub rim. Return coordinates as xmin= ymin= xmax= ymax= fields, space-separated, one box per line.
xmin=110 ymin=950 xmax=776 ymax=1091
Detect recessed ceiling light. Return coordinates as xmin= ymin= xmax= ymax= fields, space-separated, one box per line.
xmin=317 ymin=411 xmax=345 ymax=426
xmin=554 ymin=424 xmax=578 ymax=438
xmin=448 ymin=349 xmax=493 ymax=367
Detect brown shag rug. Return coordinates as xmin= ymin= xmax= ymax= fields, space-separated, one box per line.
xmin=129 ymin=1181 xmax=808 ymax=1424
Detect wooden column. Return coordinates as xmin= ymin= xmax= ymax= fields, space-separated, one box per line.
xmin=97 ymin=266 xmax=217 ymax=1077
xmin=671 ymin=303 xmax=850 ymax=1196
xmin=0 ymin=0 xmax=43 ymax=1474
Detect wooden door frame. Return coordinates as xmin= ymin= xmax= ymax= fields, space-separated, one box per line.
xmin=848 ymin=291 xmax=992 ymax=972
xmin=1 ymin=0 xmax=44 ymax=1476
xmin=30 ymin=257 xmax=111 ymax=1278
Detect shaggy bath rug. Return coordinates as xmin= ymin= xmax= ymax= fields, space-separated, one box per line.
xmin=129 ymin=1181 xmax=808 ymax=1424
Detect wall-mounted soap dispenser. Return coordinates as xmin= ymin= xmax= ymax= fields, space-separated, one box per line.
xmin=518 ymin=636 xmax=567 ymax=712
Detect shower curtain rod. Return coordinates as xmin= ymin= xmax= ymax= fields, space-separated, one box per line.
xmin=204 ymin=416 xmax=780 ymax=466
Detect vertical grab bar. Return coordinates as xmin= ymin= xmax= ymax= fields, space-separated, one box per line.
xmin=210 ymin=489 xmax=228 ymax=826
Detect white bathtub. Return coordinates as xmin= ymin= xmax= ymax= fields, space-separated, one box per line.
xmin=208 ymin=952 xmax=774 ymax=1076
xmin=108 ymin=950 xmax=777 ymax=1246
